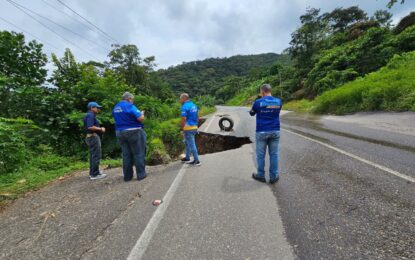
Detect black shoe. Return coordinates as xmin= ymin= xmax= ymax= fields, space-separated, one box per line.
xmin=269 ymin=177 xmax=279 ymax=184
xmin=189 ymin=160 xmax=202 ymax=166
xmin=252 ymin=173 xmax=266 ymax=183
xmin=137 ymin=174 xmax=147 ymax=181
xmin=181 ymin=158 xmax=190 ymax=163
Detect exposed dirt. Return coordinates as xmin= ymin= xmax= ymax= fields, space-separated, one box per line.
xmin=196 ymin=132 xmax=251 ymax=155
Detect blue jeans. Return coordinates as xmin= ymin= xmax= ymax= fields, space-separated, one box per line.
xmin=184 ymin=130 xmax=199 ymax=161
xmin=119 ymin=129 xmax=147 ymax=181
xmin=255 ymin=131 xmax=280 ymax=180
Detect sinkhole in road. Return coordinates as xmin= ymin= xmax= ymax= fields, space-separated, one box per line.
xmin=195 ymin=132 xmax=252 ymax=155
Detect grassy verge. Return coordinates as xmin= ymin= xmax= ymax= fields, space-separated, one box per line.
xmin=0 ymin=106 xmax=216 ymax=208
xmin=264 ymin=52 xmax=415 ymax=115
xmin=313 ymin=51 xmax=415 ymax=114
xmin=226 ymin=78 xmax=270 ymax=106
xmin=0 ymin=155 xmax=121 ymax=207
xmin=283 ymin=99 xmax=314 ymax=113
xmin=199 ymin=106 xmax=216 ymax=116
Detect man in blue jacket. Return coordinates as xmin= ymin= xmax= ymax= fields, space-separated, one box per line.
xmin=249 ymin=84 xmax=282 ymax=184
xmin=113 ymin=92 xmax=147 ymax=182
xmin=84 ymin=102 xmax=107 ymax=180
xmin=180 ymin=93 xmax=201 ymax=166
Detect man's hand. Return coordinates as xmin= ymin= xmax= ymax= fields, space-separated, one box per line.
xmin=100 ymin=127 xmax=106 ymax=133
xmin=138 ymin=111 xmax=145 ymax=122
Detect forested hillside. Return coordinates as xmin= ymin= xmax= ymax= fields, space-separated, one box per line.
xmin=156 ymin=53 xmax=290 ymax=99
xmin=227 ymin=6 xmax=415 ymax=114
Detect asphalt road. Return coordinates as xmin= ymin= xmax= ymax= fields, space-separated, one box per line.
xmin=1 ymin=106 xmax=414 ymax=259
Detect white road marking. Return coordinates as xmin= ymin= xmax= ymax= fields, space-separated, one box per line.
xmin=204 ymin=113 xmax=216 ymax=132
xmin=127 ymin=164 xmax=187 ymax=260
xmin=284 ymin=129 xmax=415 ymax=183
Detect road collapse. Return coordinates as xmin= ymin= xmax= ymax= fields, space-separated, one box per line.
xmin=195 ymin=132 xmax=251 ymax=155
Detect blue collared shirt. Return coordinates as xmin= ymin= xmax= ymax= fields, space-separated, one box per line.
xmin=181 ymin=100 xmax=198 ymax=130
xmin=83 ymin=111 xmax=100 ymax=134
xmin=250 ymin=96 xmax=282 ymax=132
xmin=112 ymin=100 xmax=143 ymax=131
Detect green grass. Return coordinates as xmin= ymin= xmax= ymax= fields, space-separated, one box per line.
xmin=313 ymin=51 xmax=415 ymax=114
xmin=0 ymin=155 xmax=121 ymax=207
xmin=199 ymin=106 xmax=216 ymax=116
xmin=269 ymin=51 xmax=415 ymax=115
xmin=226 ymin=78 xmax=266 ymax=106
xmin=283 ymin=99 xmax=314 ymax=113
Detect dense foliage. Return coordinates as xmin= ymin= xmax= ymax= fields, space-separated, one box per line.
xmin=0 ymin=31 xmax=189 ymax=179
xmin=313 ymin=51 xmax=415 ymax=114
xmin=156 ymin=53 xmax=290 ymax=100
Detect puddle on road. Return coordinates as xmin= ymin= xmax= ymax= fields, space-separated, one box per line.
xmin=196 ymin=132 xmax=252 ymax=155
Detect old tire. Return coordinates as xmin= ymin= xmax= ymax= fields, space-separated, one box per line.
xmin=219 ymin=117 xmax=234 ymax=131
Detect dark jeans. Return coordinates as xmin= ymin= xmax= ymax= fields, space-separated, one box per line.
xmin=85 ymin=135 xmax=101 ymax=177
xmin=119 ymin=129 xmax=147 ymax=181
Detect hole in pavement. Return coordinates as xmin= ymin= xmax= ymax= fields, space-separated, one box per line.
xmin=196 ymin=132 xmax=252 ymax=155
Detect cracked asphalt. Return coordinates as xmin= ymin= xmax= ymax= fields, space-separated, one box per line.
xmin=0 ymin=107 xmax=414 ymax=259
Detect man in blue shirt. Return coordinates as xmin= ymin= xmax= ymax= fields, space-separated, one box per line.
xmin=180 ymin=93 xmax=201 ymax=166
xmin=83 ymin=102 xmax=107 ymax=180
xmin=249 ymin=84 xmax=282 ymax=184
xmin=113 ymin=92 xmax=147 ymax=182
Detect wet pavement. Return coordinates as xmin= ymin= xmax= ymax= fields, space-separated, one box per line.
xmin=202 ymin=107 xmax=415 ymax=259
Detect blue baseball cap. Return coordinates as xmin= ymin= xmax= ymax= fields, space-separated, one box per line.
xmin=87 ymin=102 xmax=103 ymax=109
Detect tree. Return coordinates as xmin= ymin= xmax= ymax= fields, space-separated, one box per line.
xmin=394 ymin=12 xmax=415 ymax=34
xmin=107 ymin=44 xmax=155 ymax=95
xmin=289 ymin=8 xmax=328 ymax=76
xmin=0 ymin=31 xmax=47 ymax=89
xmin=322 ymin=6 xmax=368 ymax=33
xmin=388 ymin=0 xmax=405 ymax=8
xmin=372 ymin=10 xmax=393 ymax=27
xmin=0 ymin=31 xmax=47 ymax=117
xmin=50 ymin=48 xmax=81 ymax=92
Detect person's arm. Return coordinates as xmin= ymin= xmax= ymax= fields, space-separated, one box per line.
xmin=131 ymin=105 xmax=145 ymax=122
xmin=249 ymin=101 xmax=257 ymax=116
xmin=180 ymin=117 xmax=187 ymax=131
xmin=138 ymin=111 xmax=145 ymax=122
xmin=86 ymin=115 xmax=104 ymax=132
xmin=88 ymin=125 xmax=105 ymax=132
xmin=180 ymin=106 xmax=187 ymax=130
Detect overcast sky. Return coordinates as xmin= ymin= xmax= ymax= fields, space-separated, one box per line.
xmin=1 ymin=0 xmax=414 ymax=69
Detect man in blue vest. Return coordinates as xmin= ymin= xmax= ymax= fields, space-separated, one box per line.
xmin=180 ymin=93 xmax=201 ymax=166
xmin=249 ymin=84 xmax=282 ymax=184
xmin=84 ymin=102 xmax=107 ymax=180
xmin=113 ymin=92 xmax=147 ymax=182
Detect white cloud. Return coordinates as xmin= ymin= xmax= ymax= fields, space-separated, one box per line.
xmin=0 ymin=0 xmax=414 ymax=69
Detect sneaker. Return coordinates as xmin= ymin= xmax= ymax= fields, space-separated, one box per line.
xmin=137 ymin=174 xmax=148 ymax=181
xmin=252 ymin=173 xmax=266 ymax=183
xmin=188 ymin=160 xmax=202 ymax=166
xmin=90 ymin=173 xmax=107 ymax=180
xmin=269 ymin=176 xmax=279 ymax=184
xmin=181 ymin=158 xmax=191 ymax=163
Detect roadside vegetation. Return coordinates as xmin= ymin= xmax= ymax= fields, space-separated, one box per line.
xmin=284 ymin=51 xmax=415 ymax=114
xmin=313 ymin=51 xmax=415 ymax=114
xmin=222 ymin=4 xmax=415 ymax=115
xmin=0 ymin=31 xmax=218 ymax=204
